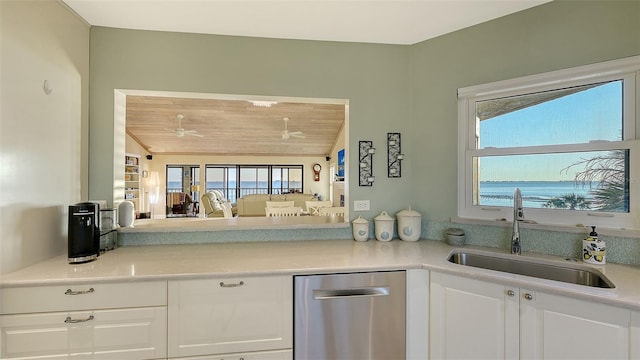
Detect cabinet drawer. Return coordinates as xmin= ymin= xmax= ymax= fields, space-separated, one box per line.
xmin=1 ymin=281 xmax=167 ymax=314
xmin=0 ymin=306 xmax=167 ymax=359
xmin=171 ymin=349 xmax=292 ymax=360
xmin=168 ymin=275 xmax=292 ymax=358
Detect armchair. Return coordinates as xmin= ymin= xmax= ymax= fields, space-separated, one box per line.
xmin=201 ymin=190 xmax=237 ymax=217
xmin=201 ymin=192 xmax=220 ymax=217
xmin=167 ymin=192 xmax=194 ymax=216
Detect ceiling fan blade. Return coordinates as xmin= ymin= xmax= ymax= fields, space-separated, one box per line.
xmin=185 ymin=132 xmax=204 ymax=137
xmin=281 ymin=117 xmax=305 ymax=139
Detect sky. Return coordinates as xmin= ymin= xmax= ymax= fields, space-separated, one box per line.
xmin=478 ymin=80 xmax=623 ymax=181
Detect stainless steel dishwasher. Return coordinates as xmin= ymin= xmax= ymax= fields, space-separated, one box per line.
xmin=294 ymin=271 xmax=406 ymax=360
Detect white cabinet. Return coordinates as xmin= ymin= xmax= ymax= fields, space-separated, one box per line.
xmin=430 ymin=272 xmax=632 ymax=359
xmin=171 ymin=349 xmax=292 ymax=360
xmin=406 ymin=269 xmax=430 ymax=360
xmin=168 ymin=275 xmax=292 ymax=359
xmin=430 ymin=272 xmax=518 ymax=359
xmin=0 ymin=281 xmax=167 ymax=360
xmin=632 ymin=311 xmax=640 ymax=359
xmin=1 ymin=307 xmax=166 ymax=359
xmin=520 ymin=290 xmax=629 ymax=359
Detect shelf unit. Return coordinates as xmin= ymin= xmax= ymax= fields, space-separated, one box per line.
xmin=124 ymin=154 xmax=140 ymax=211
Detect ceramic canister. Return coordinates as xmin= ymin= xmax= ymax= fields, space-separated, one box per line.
xmin=445 ymin=228 xmax=466 ymax=246
xmin=374 ymin=211 xmax=395 ymax=241
xmin=352 ymin=216 xmax=370 ymax=242
xmin=118 ymin=200 xmax=135 ymax=228
xmin=396 ymin=207 xmax=422 ymax=241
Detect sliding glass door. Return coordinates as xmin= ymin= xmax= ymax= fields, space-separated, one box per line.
xmin=166 ymin=165 xmax=199 ymax=218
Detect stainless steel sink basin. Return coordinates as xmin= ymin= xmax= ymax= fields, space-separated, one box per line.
xmin=447 ymin=250 xmax=615 ymax=288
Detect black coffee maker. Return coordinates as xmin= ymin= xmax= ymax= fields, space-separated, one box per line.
xmin=68 ymin=202 xmax=100 ymax=263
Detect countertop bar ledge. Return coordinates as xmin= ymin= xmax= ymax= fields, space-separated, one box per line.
xmin=2 ymin=239 xmax=640 ymax=311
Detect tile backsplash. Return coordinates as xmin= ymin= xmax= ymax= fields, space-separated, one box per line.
xmin=117 ymin=219 xmax=640 ymax=265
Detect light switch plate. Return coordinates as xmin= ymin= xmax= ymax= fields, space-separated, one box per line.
xmin=354 ymin=200 xmax=370 ymax=211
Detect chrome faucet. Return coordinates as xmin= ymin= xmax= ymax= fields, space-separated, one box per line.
xmin=511 ymin=188 xmax=525 ymax=255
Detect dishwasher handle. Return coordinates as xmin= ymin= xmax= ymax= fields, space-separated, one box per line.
xmin=313 ymin=286 xmax=389 ymax=300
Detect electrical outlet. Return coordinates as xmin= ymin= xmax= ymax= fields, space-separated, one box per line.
xmin=354 ymin=200 xmax=370 ymax=211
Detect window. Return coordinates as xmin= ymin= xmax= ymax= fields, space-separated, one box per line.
xmin=239 ymin=166 xmax=269 ymax=196
xmin=272 ymin=166 xmax=303 ymax=194
xmin=166 ymin=165 xmax=199 ymax=194
xmin=166 ymin=166 xmax=183 ymax=194
xmin=458 ymin=56 xmax=639 ymax=229
xmin=205 ymin=164 xmax=304 ymax=203
xmin=205 ymin=166 xmax=236 ymax=201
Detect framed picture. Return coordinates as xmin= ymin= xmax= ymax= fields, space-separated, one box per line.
xmin=337 ymin=149 xmax=345 ymax=177
xmin=387 ymin=133 xmax=401 ymax=178
xmin=358 ymin=141 xmax=374 ymax=186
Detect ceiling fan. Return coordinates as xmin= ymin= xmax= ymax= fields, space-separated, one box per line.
xmin=166 ymin=114 xmax=204 ymax=138
xmin=282 ymin=117 xmax=306 ymax=140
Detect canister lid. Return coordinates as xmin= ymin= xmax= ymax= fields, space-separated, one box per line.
xmin=374 ymin=211 xmax=394 ymax=221
xmin=352 ymin=215 xmax=369 ymax=224
xmin=396 ymin=206 xmax=421 ymax=218
xmin=445 ymin=228 xmax=465 ymax=236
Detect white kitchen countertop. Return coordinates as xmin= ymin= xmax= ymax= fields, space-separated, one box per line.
xmin=119 ymin=216 xmax=350 ymax=232
xmin=2 ymin=239 xmax=640 ymax=311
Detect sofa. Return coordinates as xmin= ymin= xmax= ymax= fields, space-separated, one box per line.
xmin=236 ymin=193 xmax=315 ymax=217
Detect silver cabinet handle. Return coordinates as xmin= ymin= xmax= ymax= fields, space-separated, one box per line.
xmin=65 ymin=315 xmax=94 ymax=323
xmin=313 ymin=287 xmax=389 ymax=300
xmin=524 ymin=293 xmax=533 ymax=300
xmin=219 ymin=281 xmax=244 ymax=288
xmin=65 ymin=288 xmax=94 ymax=295
xmin=506 ymin=289 xmax=515 ymax=297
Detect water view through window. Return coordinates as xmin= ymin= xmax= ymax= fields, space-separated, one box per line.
xmin=474 ymin=80 xmax=629 ymax=212
xmin=195 ymin=165 xmax=304 ymax=203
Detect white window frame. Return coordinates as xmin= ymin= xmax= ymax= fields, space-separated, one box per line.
xmin=457 ymin=56 xmax=640 ymax=230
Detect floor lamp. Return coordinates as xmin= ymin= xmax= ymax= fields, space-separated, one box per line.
xmin=147 ymin=171 xmax=160 ymax=218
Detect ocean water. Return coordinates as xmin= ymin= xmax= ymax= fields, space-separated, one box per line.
xmin=169 ymin=180 xmax=595 ymax=209
xmin=169 ymin=181 xmax=302 ymax=189
xmin=479 ymin=181 xmax=597 ymax=208
xmin=167 ymin=181 xmax=303 ymax=202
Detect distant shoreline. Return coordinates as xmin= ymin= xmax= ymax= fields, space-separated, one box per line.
xmin=478 ymin=180 xmax=598 ymax=208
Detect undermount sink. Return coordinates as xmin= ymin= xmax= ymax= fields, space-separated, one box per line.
xmin=447 ymin=250 xmax=615 ymax=289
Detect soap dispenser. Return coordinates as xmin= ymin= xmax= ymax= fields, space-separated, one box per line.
xmin=582 ymin=226 xmax=606 ymax=264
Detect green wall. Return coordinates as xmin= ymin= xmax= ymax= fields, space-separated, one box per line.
xmin=89 ymin=29 xmax=413 ymax=218
xmin=409 ymin=0 xmax=640 ymax=221
xmin=89 ymin=0 xmax=640 ymax=222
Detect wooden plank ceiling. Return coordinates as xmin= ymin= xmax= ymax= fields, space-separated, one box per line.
xmin=126 ymin=95 xmax=345 ymax=157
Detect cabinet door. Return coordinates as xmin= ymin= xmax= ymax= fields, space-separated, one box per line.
xmin=0 ymin=307 xmax=167 ymax=360
xmin=171 ymin=349 xmax=292 ymax=360
xmin=632 ymin=311 xmax=640 ymax=359
xmin=430 ymin=272 xmax=519 ymax=359
xmin=168 ymin=276 xmax=292 ymax=358
xmin=520 ymin=290 xmax=629 ymax=359
xmin=406 ymin=269 xmax=429 ymax=360
xmin=1 ymin=281 xmax=167 ymax=314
